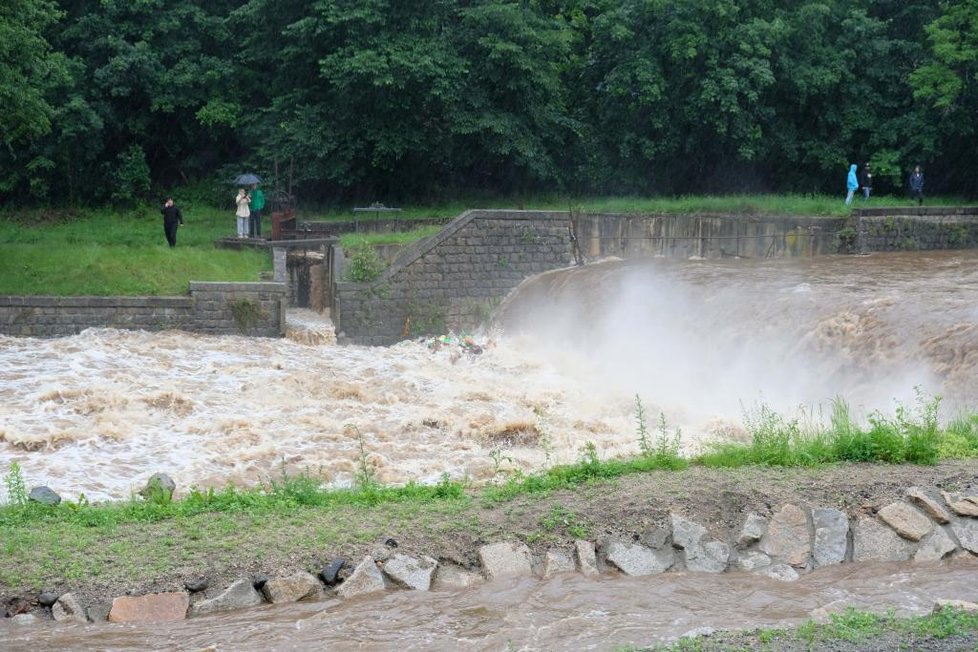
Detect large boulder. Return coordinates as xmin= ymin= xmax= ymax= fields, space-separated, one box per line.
xmin=52 ymin=592 xmax=87 ymax=624
xmin=478 ymin=542 xmax=533 ymax=580
xmin=383 ymin=553 xmax=438 ymax=591
xmin=760 ymin=504 xmax=812 ymax=568
xmin=941 ymin=491 xmax=978 ymax=518
xmin=685 ymin=541 xmax=730 ymax=573
xmin=261 ymin=572 xmax=322 ymax=603
xmin=139 ymin=473 xmax=176 ymax=502
xmin=28 ymin=486 xmax=61 ymax=506
xmin=189 ymin=578 xmax=263 ymax=617
xmin=812 ymin=508 xmax=849 ymax=567
xmin=431 ymin=564 xmax=484 ymax=590
xmin=542 ymin=550 xmax=576 ymax=578
xmin=906 ymin=487 xmax=952 ymax=524
xmin=737 ymin=513 xmax=768 ymax=548
xmin=336 ymin=556 xmax=386 ymax=599
xmin=108 ymin=592 xmax=188 ymax=623
xmin=605 ymin=541 xmax=674 ymax=576
xmin=852 ymin=517 xmax=916 ymax=562
xmin=950 ymin=519 xmax=978 ymax=554
xmin=574 ymin=540 xmax=600 ymax=578
xmin=877 ymin=502 xmax=933 ymax=541
xmin=914 ymin=526 xmax=957 ymax=562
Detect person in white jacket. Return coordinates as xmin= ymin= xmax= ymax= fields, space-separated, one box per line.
xmin=235 ymin=188 xmax=251 ymax=238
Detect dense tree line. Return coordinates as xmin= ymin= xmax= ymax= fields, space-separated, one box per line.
xmin=2 ymin=0 xmax=977 ymax=205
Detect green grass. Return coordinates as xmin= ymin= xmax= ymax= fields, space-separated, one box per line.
xmin=0 ymin=205 xmax=270 ymax=295
xmin=693 ymin=394 xmax=964 ymax=468
xmin=3 ymin=193 xmax=970 ymax=294
xmin=641 ymin=606 xmax=978 ymax=651
xmin=308 ymin=192 xmax=974 ymax=222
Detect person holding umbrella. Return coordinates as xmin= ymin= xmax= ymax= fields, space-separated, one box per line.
xmin=235 ymin=188 xmax=250 ymax=238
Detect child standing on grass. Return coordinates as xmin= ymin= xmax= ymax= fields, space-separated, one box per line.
xmin=160 ymin=197 xmax=183 ymax=248
xmin=235 ymin=188 xmax=250 ymax=238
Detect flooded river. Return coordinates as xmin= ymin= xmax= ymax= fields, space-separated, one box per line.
xmin=2 ymin=251 xmax=977 ymax=501
xmin=3 ymin=560 xmax=978 ymax=651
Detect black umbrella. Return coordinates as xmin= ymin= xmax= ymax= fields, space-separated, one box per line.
xmin=233 ymin=173 xmax=261 ymax=185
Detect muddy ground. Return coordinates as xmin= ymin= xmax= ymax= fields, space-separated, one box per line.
xmin=3 ymin=461 xmax=978 ymax=632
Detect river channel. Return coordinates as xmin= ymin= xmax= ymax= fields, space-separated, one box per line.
xmin=3 ymin=560 xmax=978 ymax=650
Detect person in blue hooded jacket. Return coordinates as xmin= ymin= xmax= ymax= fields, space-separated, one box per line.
xmin=845 ymin=164 xmax=859 ymax=206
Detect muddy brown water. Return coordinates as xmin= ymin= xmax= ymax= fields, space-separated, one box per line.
xmin=2 ymin=250 xmax=978 ymax=646
xmin=3 ymin=560 xmax=978 ymax=651
xmin=2 ymin=250 xmax=976 ymax=502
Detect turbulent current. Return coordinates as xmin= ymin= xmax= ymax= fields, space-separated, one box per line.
xmin=2 ymin=251 xmax=978 ymax=501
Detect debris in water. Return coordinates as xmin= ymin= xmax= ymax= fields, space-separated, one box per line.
xmin=424 ymin=333 xmax=492 ymax=357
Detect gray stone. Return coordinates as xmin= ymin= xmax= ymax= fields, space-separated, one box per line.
xmin=370 ymin=545 xmax=392 ymax=563
xmin=737 ymin=513 xmax=768 ymax=547
xmin=184 ymin=577 xmax=209 ymax=593
xmin=383 ymin=553 xmax=438 ymax=591
xmin=139 ymin=473 xmax=176 ymax=501
xmin=542 ymin=550 xmax=576 ymax=578
xmin=950 ymin=519 xmax=978 ymax=554
xmin=478 ymin=542 xmax=533 ymax=580
xmin=907 ymin=487 xmax=952 ymax=524
xmin=685 ymin=541 xmax=730 ymax=573
xmin=10 ymin=613 xmax=37 ymax=625
xmin=28 ymin=486 xmax=61 ymax=506
xmin=189 ymin=578 xmax=263 ymax=617
xmin=758 ymin=563 xmax=800 ymax=582
xmin=336 ymin=556 xmax=386 ymax=599
xmin=38 ymin=591 xmax=59 ymax=607
xmin=942 ymin=490 xmax=978 ymax=517
xmin=812 ymin=508 xmax=849 ymax=567
xmin=431 ymin=564 xmax=484 ymax=590
xmin=605 ymin=541 xmax=674 ymax=576
xmin=878 ymin=502 xmax=933 ymax=541
xmin=86 ymin=603 xmax=111 ymax=623
xmin=574 ymin=540 xmax=599 ymax=578
xmin=671 ymin=513 xmax=707 ymax=550
xmin=320 ymin=559 xmax=346 ymax=587
xmin=915 ymin=526 xmax=957 ymax=562
xmin=639 ymin=525 xmax=671 ymax=550
xmin=52 ymin=592 xmax=88 ymax=624
xmin=760 ymin=504 xmax=811 ymax=567
xmin=261 ymin=572 xmax=322 ymax=603
xmin=852 ymin=517 xmax=916 ymax=562
xmin=736 ymin=550 xmax=772 ymax=571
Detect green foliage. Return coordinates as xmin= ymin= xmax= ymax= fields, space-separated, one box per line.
xmin=3 ymin=462 xmax=28 ymax=507
xmin=6 ymin=0 xmax=977 ymax=202
xmin=345 ymin=243 xmax=386 ymax=283
xmin=228 ymin=298 xmax=267 ymax=334
xmin=698 ymin=393 xmax=947 ymax=468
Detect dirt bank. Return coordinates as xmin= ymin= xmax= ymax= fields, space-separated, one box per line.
xmin=3 ymin=461 xmax=977 ymax=621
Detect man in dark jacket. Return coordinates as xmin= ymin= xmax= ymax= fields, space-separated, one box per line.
xmin=909 ymin=166 xmax=925 ymax=205
xmin=860 ymin=164 xmax=873 ymax=201
xmin=161 ymin=197 xmax=183 ymax=247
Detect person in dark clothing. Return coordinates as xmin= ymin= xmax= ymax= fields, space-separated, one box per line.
xmin=909 ymin=165 xmax=925 ymax=205
xmin=860 ymin=163 xmax=873 ymax=201
xmin=161 ymin=197 xmax=183 ymax=247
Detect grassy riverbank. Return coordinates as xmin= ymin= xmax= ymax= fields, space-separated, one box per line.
xmin=2 ymin=392 xmax=977 ymax=600
xmin=0 ymin=193 xmax=961 ymax=295
xmin=0 ymin=206 xmax=270 ymax=296
xmin=645 ymin=605 xmax=978 ymax=651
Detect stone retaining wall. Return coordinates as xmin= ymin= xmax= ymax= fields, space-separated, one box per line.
xmin=334 ymin=210 xmax=575 ymax=346
xmin=27 ymin=483 xmax=978 ymax=625
xmin=0 ymin=282 xmax=286 ymax=338
xmin=848 ymin=209 xmax=978 ymax=253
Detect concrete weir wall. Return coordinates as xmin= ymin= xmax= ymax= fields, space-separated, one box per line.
xmin=0 ymin=282 xmax=287 ymax=338
xmin=333 ymin=210 xmax=846 ymax=345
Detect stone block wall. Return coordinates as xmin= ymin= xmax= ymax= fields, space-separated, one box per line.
xmin=0 ymin=283 xmax=286 ymax=338
xmin=848 ymin=209 xmax=978 ymax=253
xmin=334 ymin=210 xmax=575 ymax=345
